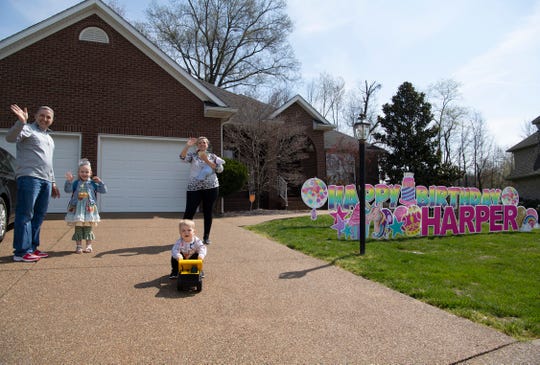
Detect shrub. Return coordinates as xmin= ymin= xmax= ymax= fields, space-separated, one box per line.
xmin=218 ymin=158 xmax=248 ymax=197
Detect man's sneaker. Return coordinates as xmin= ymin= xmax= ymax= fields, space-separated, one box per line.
xmin=13 ymin=253 xmax=41 ymax=262
xmin=33 ymin=250 xmax=49 ymax=258
xmin=203 ymin=238 xmax=211 ymax=245
xmin=169 ymin=273 xmax=178 ymax=280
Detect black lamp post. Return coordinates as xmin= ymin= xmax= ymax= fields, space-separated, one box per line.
xmin=354 ymin=114 xmax=370 ymax=255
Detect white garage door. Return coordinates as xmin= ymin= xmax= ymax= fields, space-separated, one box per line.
xmin=98 ymin=135 xmax=189 ymax=212
xmin=0 ymin=130 xmax=81 ymax=213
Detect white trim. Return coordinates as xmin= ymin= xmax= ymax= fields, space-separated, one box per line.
xmin=269 ymin=94 xmax=335 ymax=130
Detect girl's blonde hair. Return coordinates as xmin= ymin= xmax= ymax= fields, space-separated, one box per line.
xmin=78 ymin=158 xmax=91 ymax=170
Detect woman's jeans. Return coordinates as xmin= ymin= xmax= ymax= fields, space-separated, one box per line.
xmin=183 ymin=187 xmax=218 ymax=240
xmin=13 ymin=176 xmax=51 ymax=256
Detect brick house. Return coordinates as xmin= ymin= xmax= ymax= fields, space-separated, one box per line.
xmin=506 ymin=116 xmax=540 ymax=204
xmin=201 ymin=83 xmax=334 ymax=210
xmin=324 ymin=130 xmax=384 ymax=186
xmin=0 ymin=0 xmax=332 ymax=213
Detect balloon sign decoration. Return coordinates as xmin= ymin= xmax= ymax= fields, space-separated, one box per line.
xmin=301 ymin=177 xmax=328 ymax=220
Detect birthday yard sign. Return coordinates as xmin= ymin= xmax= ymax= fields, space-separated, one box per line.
xmin=301 ymin=174 xmax=539 ymax=240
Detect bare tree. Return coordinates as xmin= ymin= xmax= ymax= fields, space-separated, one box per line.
xmin=221 ymin=99 xmax=309 ymax=207
xmin=470 ymin=112 xmax=492 ymax=190
xmin=342 ymin=80 xmax=381 ymax=141
xmin=304 ymin=72 xmax=345 ymax=129
xmin=427 ymin=79 xmax=467 ymax=166
xmin=264 ymin=87 xmax=294 ymax=108
xmin=482 ymin=145 xmax=511 ymax=188
xmin=224 ymin=120 xmax=309 ymax=208
xmin=104 ymin=0 xmax=126 ymax=17
xmin=520 ymin=119 xmax=537 ymax=139
xmin=144 ymin=0 xmax=300 ymax=92
xmin=456 ymin=116 xmax=472 ymax=186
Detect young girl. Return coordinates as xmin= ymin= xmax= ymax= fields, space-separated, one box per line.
xmin=64 ymin=159 xmax=108 ymax=254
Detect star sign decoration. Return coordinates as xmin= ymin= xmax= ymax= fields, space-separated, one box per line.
xmin=329 ymin=205 xmax=349 ymax=224
xmin=388 ymin=216 xmax=405 ymax=238
xmin=330 ymin=215 xmax=346 ymax=239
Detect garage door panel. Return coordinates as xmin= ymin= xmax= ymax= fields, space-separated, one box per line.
xmin=48 ymin=134 xmax=80 ymax=213
xmin=0 ymin=131 xmax=80 ymax=214
xmin=99 ymin=136 xmax=189 ymax=212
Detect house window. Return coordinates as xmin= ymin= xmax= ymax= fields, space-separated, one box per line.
xmin=79 ymin=27 xmax=110 ymax=44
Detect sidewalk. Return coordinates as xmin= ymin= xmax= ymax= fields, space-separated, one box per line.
xmin=0 ymin=212 xmax=538 ymax=364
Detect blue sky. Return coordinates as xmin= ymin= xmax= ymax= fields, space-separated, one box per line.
xmin=1 ymin=0 xmax=539 ymax=149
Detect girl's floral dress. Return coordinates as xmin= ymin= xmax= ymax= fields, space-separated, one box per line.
xmin=65 ymin=179 xmax=107 ymax=226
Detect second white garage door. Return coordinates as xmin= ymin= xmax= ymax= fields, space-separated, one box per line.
xmin=98 ymin=136 xmax=189 ymax=212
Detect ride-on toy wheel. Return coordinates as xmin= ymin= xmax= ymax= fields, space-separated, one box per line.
xmin=177 ymin=259 xmax=203 ymax=292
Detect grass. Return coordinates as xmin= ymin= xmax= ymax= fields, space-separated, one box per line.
xmin=246 ymin=214 xmax=540 ymax=340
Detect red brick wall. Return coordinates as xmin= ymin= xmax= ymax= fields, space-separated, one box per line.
xmin=275 ymin=103 xmax=327 ymax=179
xmin=256 ymin=103 xmax=326 ymax=209
xmin=0 ymin=15 xmax=221 ymax=168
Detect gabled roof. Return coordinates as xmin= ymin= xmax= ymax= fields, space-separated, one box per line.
xmin=507 ymin=131 xmax=540 ymax=152
xmin=532 ymin=115 xmax=540 ymax=127
xmin=507 ymin=115 xmax=540 ymax=152
xmin=324 ymin=130 xmax=386 ymax=153
xmin=201 ymin=82 xmax=334 ymax=132
xmin=269 ymin=95 xmax=335 ymax=131
xmin=201 ymin=81 xmax=270 ymax=123
xmin=0 ymin=0 xmax=235 ymax=118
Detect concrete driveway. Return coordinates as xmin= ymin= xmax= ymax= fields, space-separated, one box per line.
xmin=0 ymin=212 xmax=538 ymax=364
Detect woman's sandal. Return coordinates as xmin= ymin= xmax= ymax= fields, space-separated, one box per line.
xmin=83 ymin=245 xmax=93 ymax=253
xmin=76 ymin=245 xmax=83 ymax=254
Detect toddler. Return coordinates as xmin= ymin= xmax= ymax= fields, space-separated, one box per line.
xmin=196 ymin=153 xmax=225 ymax=180
xmin=169 ymin=219 xmax=206 ymax=279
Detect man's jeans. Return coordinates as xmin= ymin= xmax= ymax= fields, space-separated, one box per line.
xmin=13 ymin=176 xmax=51 ymax=256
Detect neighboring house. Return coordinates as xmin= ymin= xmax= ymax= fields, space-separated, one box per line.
xmin=0 ymin=0 xmax=332 ymax=213
xmin=506 ymin=116 xmax=540 ymax=204
xmin=201 ymin=82 xmax=334 ymax=210
xmin=325 ymin=130 xmax=384 ymax=186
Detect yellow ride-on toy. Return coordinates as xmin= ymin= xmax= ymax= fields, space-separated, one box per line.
xmin=177 ymin=259 xmax=203 ymax=292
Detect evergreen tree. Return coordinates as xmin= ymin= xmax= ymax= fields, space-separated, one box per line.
xmin=373 ymin=82 xmax=441 ymax=185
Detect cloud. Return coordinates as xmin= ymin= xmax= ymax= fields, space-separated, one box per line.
xmin=454 ymin=3 xmax=540 ymax=147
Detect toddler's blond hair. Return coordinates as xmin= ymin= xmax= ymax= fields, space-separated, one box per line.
xmin=179 ymin=219 xmax=196 ymax=231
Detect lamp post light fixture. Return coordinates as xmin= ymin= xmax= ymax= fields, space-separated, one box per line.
xmin=354 ymin=114 xmax=370 ymax=255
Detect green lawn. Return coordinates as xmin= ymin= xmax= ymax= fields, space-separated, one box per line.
xmin=247 ymin=214 xmax=540 ymax=340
